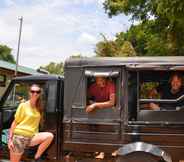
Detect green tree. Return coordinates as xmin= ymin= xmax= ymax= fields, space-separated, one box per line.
xmin=95 ymin=20 xmax=172 ymax=57
xmin=104 ymin=0 xmax=184 ymax=55
xmin=0 ymin=44 xmax=15 ymax=63
xmin=119 ymin=41 xmax=136 ymax=56
xmin=121 ymin=21 xmax=170 ymax=56
xmin=40 ymin=62 xmax=63 ymax=75
xmin=95 ymin=33 xmax=137 ymax=57
xmin=95 ymin=34 xmax=117 ymax=57
xmin=95 ymin=40 xmax=118 ymax=57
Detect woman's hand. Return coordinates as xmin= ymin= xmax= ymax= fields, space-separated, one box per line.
xmin=8 ymin=120 xmax=17 ymax=150
xmin=8 ymin=138 xmax=14 ymax=150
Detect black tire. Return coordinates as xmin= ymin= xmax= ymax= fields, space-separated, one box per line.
xmin=116 ymin=151 xmax=162 ymax=162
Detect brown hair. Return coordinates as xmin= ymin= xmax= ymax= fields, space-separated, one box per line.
xmin=169 ymin=72 xmax=183 ymax=84
xmin=30 ymin=84 xmax=44 ymax=124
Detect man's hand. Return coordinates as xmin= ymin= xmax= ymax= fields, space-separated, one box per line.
xmin=149 ymin=103 xmax=160 ymax=110
xmin=86 ymin=103 xmax=96 ymax=113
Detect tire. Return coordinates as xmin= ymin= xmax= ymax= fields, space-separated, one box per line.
xmin=116 ymin=151 xmax=162 ymax=162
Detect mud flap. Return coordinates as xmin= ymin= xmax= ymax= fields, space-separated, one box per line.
xmin=116 ymin=142 xmax=172 ymax=162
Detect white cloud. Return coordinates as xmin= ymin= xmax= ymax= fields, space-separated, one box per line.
xmin=0 ymin=0 xmax=130 ymax=69
xmin=77 ymin=32 xmax=97 ymax=45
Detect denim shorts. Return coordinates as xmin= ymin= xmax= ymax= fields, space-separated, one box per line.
xmin=12 ymin=134 xmax=32 ymax=154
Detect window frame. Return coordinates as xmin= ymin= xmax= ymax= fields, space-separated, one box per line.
xmin=128 ymin=69 xmax=184 ymax=124
xmin=85 ymin=68 xmax=121 ymax=110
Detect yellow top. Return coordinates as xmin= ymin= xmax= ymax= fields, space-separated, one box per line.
xmin=14 ymin=101 xmax=41 ymax=137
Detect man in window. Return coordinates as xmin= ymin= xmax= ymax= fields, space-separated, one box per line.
xmin=86 ymin=76 xmax=115 ymax=113
xmin=149 ymin=73 xmax=184 ymax=110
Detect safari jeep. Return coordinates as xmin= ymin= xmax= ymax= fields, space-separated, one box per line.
xmin=1 ymin=57 xmax=184 ymax=162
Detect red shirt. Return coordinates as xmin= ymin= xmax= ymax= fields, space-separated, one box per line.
xmin=88 ymin=81 xmax=115 ymax=102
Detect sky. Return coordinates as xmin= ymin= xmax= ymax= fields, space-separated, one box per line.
xmin=0 ymin=0 xmax=131 ymax=69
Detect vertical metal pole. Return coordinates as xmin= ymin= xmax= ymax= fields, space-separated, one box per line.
xmin=13 ymin=17 xmax=23 ymax=104
xmin=15 ymin=16 xmax=23 ymax=77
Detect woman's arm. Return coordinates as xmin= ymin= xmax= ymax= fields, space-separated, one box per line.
xmin=8 ymin=120 xmax=17 ymax=150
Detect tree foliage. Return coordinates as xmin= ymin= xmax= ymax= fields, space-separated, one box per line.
xmin=122 ymin=21 xmax=170 ymax=56
xmin=95 ymin=40 xmax=118 ymax=57
xmin=0 ymin=44 xmax=15 ymax=63
xmin=104 ymin=0 xmax=184 ymax=22
xmin=95 ymin=34 xmax=136 ymax=57
xmin=40 ymin=62 xmax=63 ymax=75
xmin=95 ymin=20 xmax=174 ymax=57
xmin=103 ymin=0 xmax=184 ymax=55
xmin=120 ymin=41 xmax=136 ymax=56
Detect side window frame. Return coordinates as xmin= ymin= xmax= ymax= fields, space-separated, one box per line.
xmin=70 ymin=67 xmax=122 ymax=122
xmin=85 ymin=68 xmax=120 ymax=111
xmin=136 ymin=70 xmax=184 ymax=124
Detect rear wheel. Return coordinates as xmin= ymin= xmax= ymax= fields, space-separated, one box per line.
xmin=116 ymin=151 xmax=163 ymax=162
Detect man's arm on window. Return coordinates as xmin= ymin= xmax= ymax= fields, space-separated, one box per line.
xmin=86 ymin=93 xmax=115 ymax=113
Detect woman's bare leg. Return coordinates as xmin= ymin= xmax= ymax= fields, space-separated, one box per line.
xmin=29 ymin=132 xmax=54 ymax=159
xmin=10 ymin=151 xmax=22 ymax=162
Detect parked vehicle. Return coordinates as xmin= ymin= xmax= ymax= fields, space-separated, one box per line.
xmin=1 ymin=57 xmax=184 ymax=162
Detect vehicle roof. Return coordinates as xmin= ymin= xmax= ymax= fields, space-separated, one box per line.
xmin=0 ymin=60 xmax=41 ymax=75
xmin=65 ymin=57 xmax=184 ymax=68
xmin=13 ymin=74 xmax=63 ymax=82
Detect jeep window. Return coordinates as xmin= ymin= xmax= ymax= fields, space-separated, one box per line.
xmin=85 ymin=70 xmax=119 ymax=110
xmin=86 ymin=77 xmax=116 ymax=106
xmin=70 ymin=68 xmax=121 ymax=122
xmin=4 ymin=83 xmax=29 ymax=107
xmin=139 ymin=71 xmax=184 ymax=111
xmin=136 ymin=71 xmax=184 ymax=123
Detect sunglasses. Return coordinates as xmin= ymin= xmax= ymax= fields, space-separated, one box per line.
xmin=30 ymin=90 xmax=41 ymax=94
